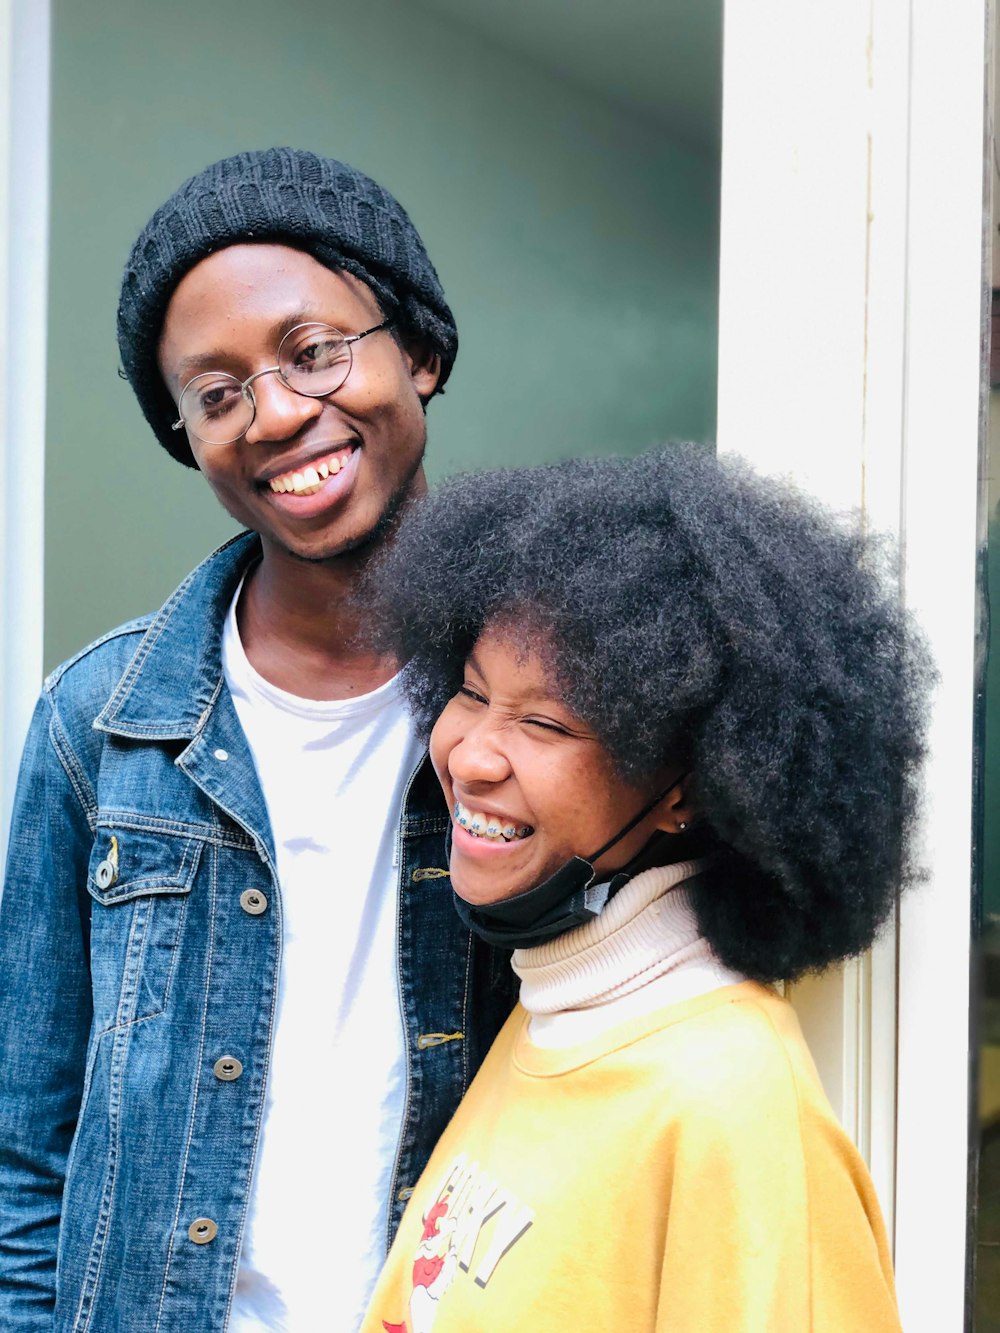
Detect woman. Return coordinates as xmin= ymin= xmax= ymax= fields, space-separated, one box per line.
xmin=361 ymin=446 xmax=927 ymax=1332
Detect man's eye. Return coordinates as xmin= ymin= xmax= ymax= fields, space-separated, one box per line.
xmin=294 ymin=336 xmax=348 ymax=372
xmin=198 ymin=382 xmax=243 ymax=416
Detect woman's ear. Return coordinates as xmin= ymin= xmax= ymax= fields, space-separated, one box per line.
xmin=654 ymin=773 xmax=698 ymax=835
xmin=403 ymin=337 xmax=442 ymax=403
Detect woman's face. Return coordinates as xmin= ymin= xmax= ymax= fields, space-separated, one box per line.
xmin=430 ymin=625 xmax=691 ymax=906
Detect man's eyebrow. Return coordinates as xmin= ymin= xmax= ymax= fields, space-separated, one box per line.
xmin=172 ymin=348 xmax=244 ymax=384
xmin=169 ymin=308 xmax=340 ymax=384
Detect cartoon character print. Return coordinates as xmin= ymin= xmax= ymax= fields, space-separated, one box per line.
xmin=379 ymin=1153 xmax=534 ymax=1332
xmin=381 ymin=1190 xmax=459 ymax=1333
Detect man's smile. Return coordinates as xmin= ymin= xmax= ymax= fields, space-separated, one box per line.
xmin=261 ymin=441 xmax=359 ymax=496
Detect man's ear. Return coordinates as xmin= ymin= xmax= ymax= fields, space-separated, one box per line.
xmin=403 ymin=337 xmax=442 ymax=402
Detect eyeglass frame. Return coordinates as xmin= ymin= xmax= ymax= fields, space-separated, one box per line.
xmin=170 ymin=318 xmax=394 ymax=444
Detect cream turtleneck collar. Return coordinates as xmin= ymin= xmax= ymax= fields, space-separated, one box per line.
xmin=512 ymin=860 xmax=746 ymax=1049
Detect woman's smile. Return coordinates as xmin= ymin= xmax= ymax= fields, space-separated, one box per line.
xmin=453 ymin=799 xmax=534 ymax=843
xmin=450 ymin=819 xmax=534 ymax=860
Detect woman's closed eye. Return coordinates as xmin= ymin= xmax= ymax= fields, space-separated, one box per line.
xmin=457 ymin=682 xmax=579 ymax=737
xmin=524 ymin=716 xmax=572 ymax=736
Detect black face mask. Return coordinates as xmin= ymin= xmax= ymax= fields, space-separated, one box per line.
xmin=451 ymin=777 xmax=687 ymax=951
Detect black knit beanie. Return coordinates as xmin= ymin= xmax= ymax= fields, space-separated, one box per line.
xmin=117 ymin=147 xmax=458 ymax=468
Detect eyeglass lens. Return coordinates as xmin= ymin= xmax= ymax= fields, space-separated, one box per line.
xmin=177 ymin=324 xmax=356 ymax=445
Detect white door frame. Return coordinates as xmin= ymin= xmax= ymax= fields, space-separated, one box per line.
xmin=0 ymin=2 xmax=986 ymax=1323
xmin=717 ymin=2 xmax=985 ymax=1328
xmin=0 ymin=0 xmax=50 ymax=869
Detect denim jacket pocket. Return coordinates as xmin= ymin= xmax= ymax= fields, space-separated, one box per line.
xmin=86 ymin=824 xmax=204 ymax=1031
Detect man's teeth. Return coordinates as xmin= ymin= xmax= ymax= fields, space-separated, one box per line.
xmin=268 ymin=450 xmax=349 ymax=495
xmin=454 ymin=801 xmax=533 ymax=842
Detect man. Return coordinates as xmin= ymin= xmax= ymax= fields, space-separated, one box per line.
xmin=0 ymin=148 xmax=516 ymax=1332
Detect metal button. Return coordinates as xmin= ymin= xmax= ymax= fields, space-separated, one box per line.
xmin=213 ymin=1055 xmax=243 ymax=1082
xmin=95 ymin=859 xmax=117 ymax=890
xmin=94 ymin=834 xmax=119 ymax=889
xmin=187 ymin=1217 xmax=218 ymax=1245
xmin=239 ymin=889 xmax=268 ymax=916
xmin=213 ymin=748 xmax=229 ymax=762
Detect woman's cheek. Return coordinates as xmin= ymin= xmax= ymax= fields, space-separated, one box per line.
xmin=428 ymin=708 xmax=460 ymax=791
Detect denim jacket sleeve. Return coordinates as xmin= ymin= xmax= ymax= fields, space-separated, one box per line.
xmin=0 ymin=691 xmax=95 ymax=1328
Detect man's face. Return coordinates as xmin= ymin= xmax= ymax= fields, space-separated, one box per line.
xmin=157 ymin=243 xmax=441 ymax=562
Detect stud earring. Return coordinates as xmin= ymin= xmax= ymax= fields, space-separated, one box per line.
xmin=677 ymin=821 xmax=688 ymax=832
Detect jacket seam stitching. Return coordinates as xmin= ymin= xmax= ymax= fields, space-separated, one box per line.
xmin=460 ymin=933 xmax=473 ymax=1093
xmin=384 ymin=811 xmax=415 ymax=1254
xmin=48 ymin=694 xmax=98 ymax=823
xmin=94 ymin=1007 xmax=165 ymax=1038
xmin=155 ymin=837 xmax=218 ymax=1331
xmin=98 ymin=531 xmax=254 ymax=728
xmin=100 ymin=569 xmax=202 ymax=720
xmin=197 ymin=670 xmax=226 ymax=735
xmin=158 ymin=887 xmax=190 ymax=1012
xmin=87 ymin=834 xmax=207 ymax=905
xmin=93 ymin=812 xmax=254 ymax=850
xmin=72 ymin=899 xmax=146 ymax=1329
xmin=44 ymin=615 xmax=154 ymax=688
xmin=221 ymin=844 xmax=282 ymax=1328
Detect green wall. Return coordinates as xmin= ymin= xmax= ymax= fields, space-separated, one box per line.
xmin=45 ymin=0 xmax=720 ymax=670
xmin=985 ymin=393 xmax=1000 ymax=925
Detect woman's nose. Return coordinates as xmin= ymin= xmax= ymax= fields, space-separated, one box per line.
xmin=243 ymin=371 xmax=323 ymax=445
xmin=448 ymin=726 xmax=512 ymax=787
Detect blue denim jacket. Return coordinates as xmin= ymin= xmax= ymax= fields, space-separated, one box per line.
xmin=0 ymin=532 xmax=516 ymax=1332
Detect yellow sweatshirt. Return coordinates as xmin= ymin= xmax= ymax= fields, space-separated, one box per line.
xmin=363 ymin=982 xmax=900 ymax=1332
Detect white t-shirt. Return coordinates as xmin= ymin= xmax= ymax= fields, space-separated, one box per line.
xmin=223 ymin=582 xmax=422 ymax=1332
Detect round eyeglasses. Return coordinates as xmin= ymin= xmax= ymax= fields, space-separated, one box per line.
xmin=170 ymin=319 xmax=393 ymax=445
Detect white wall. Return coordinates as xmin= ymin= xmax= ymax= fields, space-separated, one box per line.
xmin=0 ymin=0 xmax=49 ymax=867
xmin=718 ymin=2 xmax=985 ymax=1328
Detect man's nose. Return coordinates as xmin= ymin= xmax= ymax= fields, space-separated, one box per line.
xmin=243 ymin=371 xmax=323 ymax=445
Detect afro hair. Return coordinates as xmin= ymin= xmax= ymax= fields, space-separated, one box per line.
xmin=366 ymin=445 xmax=932 ymax=983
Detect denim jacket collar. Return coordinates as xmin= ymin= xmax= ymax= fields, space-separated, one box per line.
xmin=94 ymin=531 xmax=261 ymax=740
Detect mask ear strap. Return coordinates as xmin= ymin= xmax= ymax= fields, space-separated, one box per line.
xmin=584 ymin=771 xmax=690 ymax=865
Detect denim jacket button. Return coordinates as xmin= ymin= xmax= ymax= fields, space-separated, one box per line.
xmin=239 ymin=889 xmax=268 ymax=916
xmin=187 ymin=1218 xmax=218 ymax=1245
xmin=213 ymin=1055 xmax=243 ymax=1081
xmin=94 ymin=859 xmax=117 ymax=890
